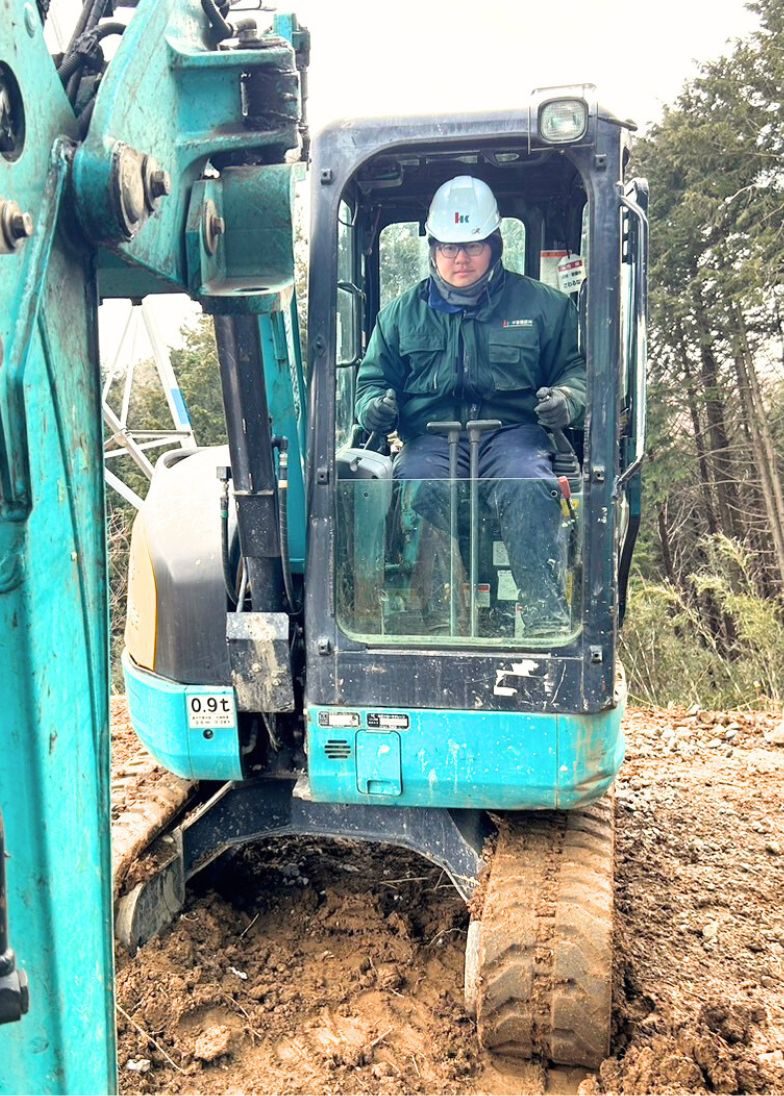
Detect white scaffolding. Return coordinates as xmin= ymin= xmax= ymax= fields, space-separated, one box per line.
xmin=102 ymin=299 xmax=197 ymax=508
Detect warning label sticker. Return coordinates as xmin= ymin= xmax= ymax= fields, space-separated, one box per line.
xmin=318 ymin=710 xmax=361 ymax=729
xmin=367 ymin=712 xmax=410 ymax=731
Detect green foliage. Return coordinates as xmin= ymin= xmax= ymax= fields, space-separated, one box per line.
xmin=622 ymin=535 xmax=784 ymax=708
xmin=106 ymin=499 xmax=135 ymax=691
xmin=379 ymin=223 xmax=430 ymax=309
xmin=169 ymin=315 xmax=225 ymax=445
xmin=621 ymin=578 xmax=730 ymax=708
xmin=624 ymin=0 xmax=784 ymax=707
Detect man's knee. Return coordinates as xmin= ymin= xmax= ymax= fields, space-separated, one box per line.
xmin=394 ymin=435 xmax=451 ymax=480
xmin=480 ymin=425 xmax=554 ymax=480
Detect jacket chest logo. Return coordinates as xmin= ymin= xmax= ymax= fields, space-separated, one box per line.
xmin=501 ymin=319 xmax=534 ymax=328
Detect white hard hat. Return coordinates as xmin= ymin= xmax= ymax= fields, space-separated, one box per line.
xmin=425 ymin=176 xmax=501 ymax=243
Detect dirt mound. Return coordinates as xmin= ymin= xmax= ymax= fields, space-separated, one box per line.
xmin=117 ymin=841 xmax=489 ymax=1093
xmin=114 ymin=705 xmax=784 ymax=1094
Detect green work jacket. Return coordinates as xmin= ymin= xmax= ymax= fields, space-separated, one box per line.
xmin=355 ymin=269 xmax=585 ymax=442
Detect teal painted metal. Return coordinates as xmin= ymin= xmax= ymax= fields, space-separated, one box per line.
xmin=307 ymin=699 xmax=625 ymax=810
xmin=0 ymin=7 xmax=115 ymax=1092
xmin=288 ymin=288 xmax=309 ymax=453
xmin=123 ymin=653 xmax=243 ymax=781
xmin=2 ymin=1 xmax=310 ymax=1087
xmin=73 ymin=1 xmax=302 ymax=285
xmin=259 ymin=309 xmax=306 ymax=570
xmin=185 ymin=165 xmax=298 ymax=305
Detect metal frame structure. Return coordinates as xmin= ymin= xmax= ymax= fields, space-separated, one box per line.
xmin=102 ymin=298 xmax=197 ymax=508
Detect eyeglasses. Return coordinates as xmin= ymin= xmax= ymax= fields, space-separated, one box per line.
xmin=436 ymin=241 xmax=488 ymax=258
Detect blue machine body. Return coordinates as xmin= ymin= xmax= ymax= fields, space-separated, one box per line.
xmin=123 ymin=646 xmax=625 ymax=807
xmin=0 ymin=13 xmax=115 ymax=1096
xmin=307 ymin=701 xmax=625 ymax=810
xmin=123 ymin=651 xmax=243 ymax=781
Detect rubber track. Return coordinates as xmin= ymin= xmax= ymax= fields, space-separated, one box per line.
xmin=111 ymin=752 xmax=194 ymax=898
xmin=476 ymin=796 xmax=614 ymax=1068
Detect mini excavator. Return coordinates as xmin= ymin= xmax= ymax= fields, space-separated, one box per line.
xmin=0 ymin=2 xmax=646 ymax=1090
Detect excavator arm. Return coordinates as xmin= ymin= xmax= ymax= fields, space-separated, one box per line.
xmin=0 ymin=3 xmax=309 ymax=1091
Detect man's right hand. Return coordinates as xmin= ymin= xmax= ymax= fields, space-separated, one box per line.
xmin=364 ymin=388 xmax=398 ymax=433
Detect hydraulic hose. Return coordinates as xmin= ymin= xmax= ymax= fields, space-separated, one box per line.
xmin=59 ymin=20 xmax=126 ymax=104
xmin=274 ymin=437 xmax=300 ymax=614
xmin=60 ymin=0 xmax=114 ymax=70
xmin=217 ymin=470 xmax=238 ymax=606
xmin=201 ymin=0 xmax=233 ymax=41
xmin=62 ymin=0 xmax=102 ymax=58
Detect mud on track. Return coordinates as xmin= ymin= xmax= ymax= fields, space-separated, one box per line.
xmin=113 ymin=700 xmax=784 ymax=1095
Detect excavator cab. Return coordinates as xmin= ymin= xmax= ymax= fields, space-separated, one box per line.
xmin=304 ymin=91 xmax=648 ymax=810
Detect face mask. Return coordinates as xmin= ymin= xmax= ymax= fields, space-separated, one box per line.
xmin=429 ymin=254 xmax=503 ymax=309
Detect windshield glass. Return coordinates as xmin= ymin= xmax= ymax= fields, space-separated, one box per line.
xmin=335 ymin=472 xmax=582 ymax=647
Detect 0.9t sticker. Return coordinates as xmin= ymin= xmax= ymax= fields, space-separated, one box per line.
xmin=186 ymin=692 xmax=237 ymax=729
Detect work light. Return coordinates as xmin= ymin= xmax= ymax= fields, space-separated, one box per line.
xmin=539 ymin=98 xmax=589 ymax=143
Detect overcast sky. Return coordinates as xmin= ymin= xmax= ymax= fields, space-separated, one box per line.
xmin=292 ymin=0 xmax=759 ymax=134
xmin=46 ymin=0 xmax=758 ymax=359
xmin=47 ymin=0 xmax=760 ymax=133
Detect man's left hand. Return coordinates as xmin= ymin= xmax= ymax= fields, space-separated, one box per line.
xmin=535 ymin=387 xmax=573 ymax=429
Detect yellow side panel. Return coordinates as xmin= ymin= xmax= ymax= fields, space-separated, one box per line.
xmin=124 ymin=515 xmax=158 ymax=671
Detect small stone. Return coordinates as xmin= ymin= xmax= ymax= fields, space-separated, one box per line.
xmin=765 ymin=720 xmax=784 ymax=746
xmin=764 ymin=841 xmax=782 ymax=856
xmin=578 ymin=1078 xmax=601 ymax=1095
xmin=708 ymin=738 xmax=723 ymax=749
xmin=193 ymin=1025 xmax=233 ymax=1063
xmin=702 ymin=921 xmax=720 ymax=941
xmin=758 ymin=1049 xmax=784 ymax=1068
xmin=376 ymin=963 xmax=404 ymax=991
xmin=126 ymin=1059 xmax=151 ymax=1073
xmin=371 ymin=1062 xmax=395 ymax=1079
xmin=724 ymin=728 xmax=738 ymax=741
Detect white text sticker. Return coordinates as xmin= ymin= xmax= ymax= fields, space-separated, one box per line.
xmin=557 ymin=254 xmax=586 ymax=294
xmin=497 ymin=570 xmax=518 ymax=601
xmin=187 ymin=692 xmax=237 ymax=729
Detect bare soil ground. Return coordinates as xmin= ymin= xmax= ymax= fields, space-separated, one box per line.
xmin=112 ymin=700 xmax=784 ymax=1095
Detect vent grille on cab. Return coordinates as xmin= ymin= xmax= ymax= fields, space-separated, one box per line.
xmin=324 ymin=738 xmax=352 ymax=760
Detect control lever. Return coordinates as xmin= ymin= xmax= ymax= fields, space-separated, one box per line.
xmin=466 ymin=419 xmax=502 ymax=637
xmin=427 ymin=421 xmax=463 ymax=636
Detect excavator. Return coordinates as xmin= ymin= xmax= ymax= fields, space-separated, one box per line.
xmin=0 ymin=1 xmax=647 ymax=1091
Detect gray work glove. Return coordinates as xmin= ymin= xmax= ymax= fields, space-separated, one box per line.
xmin=364 ymin=388 xmax=398 ymax=433
xmin=535 ymin=386 xmax=574 ymax=429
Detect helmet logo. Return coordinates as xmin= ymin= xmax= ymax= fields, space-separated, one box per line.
xmin=454 ymin=212 xmax=470 ymax=224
